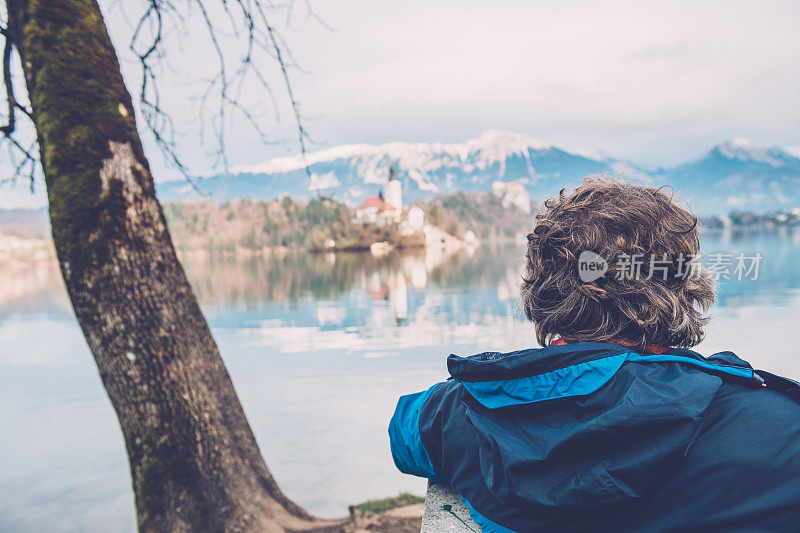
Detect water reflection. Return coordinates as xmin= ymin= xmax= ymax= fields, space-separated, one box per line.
xmin=1 ymin=230 xmax=800 ymax=529
xmin=0 ymin=258 xmax=69 ymax=322
xmin=179 ymin=244 xmax=515 ymax=306
xmin=701 ymin=228 xmax=800 ymax=307
xmin=169 ymin=231 xmax=800 ymax=358
xmin=175 ymin=243 xmax=531 ymax=358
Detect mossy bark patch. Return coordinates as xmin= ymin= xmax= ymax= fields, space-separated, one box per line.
xmin=19 ymin=0 xmax=144 ymax=271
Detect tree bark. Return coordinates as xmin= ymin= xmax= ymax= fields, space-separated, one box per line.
xmin=6 ymin=1 xmax=343 ymax=530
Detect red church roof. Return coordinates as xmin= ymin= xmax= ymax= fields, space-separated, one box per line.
xmin=359 ymin=196 xmax=386 ymax=210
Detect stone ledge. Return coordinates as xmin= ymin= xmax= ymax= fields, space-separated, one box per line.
xmin=420 ymin=481 xmax=479 ymax=532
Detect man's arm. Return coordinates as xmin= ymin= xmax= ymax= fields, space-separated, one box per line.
xmin=388 ymin=382 xmax=444 ymax=482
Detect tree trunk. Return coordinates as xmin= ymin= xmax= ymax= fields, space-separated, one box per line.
xmin=6 ymin=1 xmax=343 ymax=530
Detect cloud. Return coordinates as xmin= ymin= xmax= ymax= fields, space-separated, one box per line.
xmin=5 ymin=1 xmax=798 ymax=198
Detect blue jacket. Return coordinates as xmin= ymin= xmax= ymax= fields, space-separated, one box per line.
xmin=389 ymin=342 xmax=800 ymax=532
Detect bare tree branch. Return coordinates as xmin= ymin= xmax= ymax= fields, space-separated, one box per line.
xmin=254 ymin=2 xmax=316 ymax=194
xmin=122 ymin=0 xmax=324 ymax=194
xmin=302 ymin=0 xmax=336 ymax=32
xmin=2 ymin=0 xmax=329 ymax=195
xmin=1 ymin=25 xmax=16 ymax=136
xmin=1 ymin=19 xmax=40 ymax=189
xmin=127 ymin=1 xmax=205 ymax=193
xmin=1 ymin=136 xmax=37 ymax=189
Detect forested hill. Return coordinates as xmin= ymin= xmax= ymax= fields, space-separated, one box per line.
xmin=161 ymin=192 xmax=533 ymax=253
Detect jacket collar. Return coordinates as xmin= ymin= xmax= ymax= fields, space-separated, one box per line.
xmin=448 ymin=342 xmax=633 ymax=383
xmin=552 ymin=337 xmax=670 ymax=354
xmin=448 ymin=342 xmax=755 ymax=409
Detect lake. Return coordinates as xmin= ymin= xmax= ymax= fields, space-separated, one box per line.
xmin=1 ymin=229 xmax=800 ymax=532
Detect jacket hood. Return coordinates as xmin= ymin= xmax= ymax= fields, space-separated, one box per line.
xmin=446 ymin=342 xmax=755 ymax=510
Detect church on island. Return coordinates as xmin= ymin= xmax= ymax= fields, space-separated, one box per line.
xmin=355 ymin=167 xmax=425 ymax=232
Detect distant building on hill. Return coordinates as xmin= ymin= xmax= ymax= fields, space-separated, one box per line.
xmin=356 ymin=166 xmax=423 ymax=230
xmin=355 ymin=192 xmax=395 ymax=225
xmin=405 ymin=206 xmax=425 ymax=231
xmin=492 ymin=180 xmax=531 ymax=214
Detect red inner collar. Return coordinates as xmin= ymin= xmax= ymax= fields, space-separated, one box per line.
xmin=551 ymin=338 xmax=669 ymax=354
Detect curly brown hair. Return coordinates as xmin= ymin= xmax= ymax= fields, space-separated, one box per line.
xmin=521 ymin=178 xmax=716 ymax=348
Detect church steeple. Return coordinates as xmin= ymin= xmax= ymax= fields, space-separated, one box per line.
xmin=384 ymin=164 xmax=403 ymax=213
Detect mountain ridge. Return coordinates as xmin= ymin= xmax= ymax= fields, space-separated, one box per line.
xmin=156 ymin=131 xmax=800 ymax=215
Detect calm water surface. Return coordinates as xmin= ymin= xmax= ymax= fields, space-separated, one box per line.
xmin=1 ymin=230 xmax=800 ymax=532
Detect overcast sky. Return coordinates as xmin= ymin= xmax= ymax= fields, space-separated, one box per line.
xmin=2 ymin=0 xmax=799 ymax=207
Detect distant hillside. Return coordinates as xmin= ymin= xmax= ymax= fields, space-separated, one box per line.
xmin=161 ymin=192 xmax=531 ymax=254
xmin=420 ymin=192 xmax=534 ymax=241
xmin=162 ymin=197 xmax=425 ymax=253
xmin=0 ymin=208 xmax=49 ymax=237
xmin=0 ymin=192 xmax=532 ymax=254
xmin=156 ymin=131 xmax=800 ymax=215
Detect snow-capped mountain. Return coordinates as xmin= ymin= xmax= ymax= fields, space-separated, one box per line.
xmin=661 ymin=139 xmax=800 ymax=213
xmin=156 ymin=130 xmax=615 ymax=206
xmin=155 ymin=132 xmax=800 ymax=215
